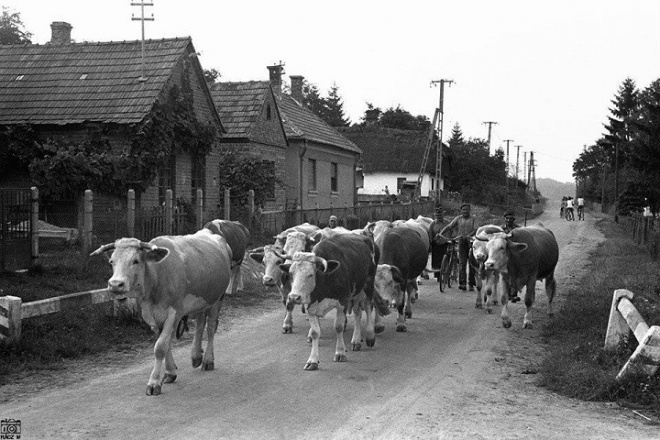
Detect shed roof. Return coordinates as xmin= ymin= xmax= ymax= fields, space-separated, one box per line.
xmin=339 ymin=124 xmax=450 ymax=174
xmin=0 ymin=38 xmax=200 ymax=125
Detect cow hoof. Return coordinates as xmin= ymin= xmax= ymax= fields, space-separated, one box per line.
xmin=503 ymin=320 xmax=512 ymax=329
xmin=396 ymin=324 xmax=407 ymax=332
xmin=374 ymin=324 xmax=385 ymax=334
xmin=146 ymin=384 xmax=161 ymax=396
xmin=523 ymin=322 xmax=533 ymax=329
xmin=493 ymin=300 xmax=499 ymax=305
xmin=486 ymin=308 xmax=493 ymax=314
xmin=201 ymin=361 xmax=214 ymax=371
xmin=192 ymin=356 xmax=203 ymax=368
xmin=163 ymin=373 xmax=177 ymax=384
xmin=334 ymin=353 xmax=347 ymax=362
xmin=307 ymin=336 xmax=313 ymax=343
xmin=352 ymin=343 xmax=362 ymax=351
xmin=411 ymin=297 xmax=416 ymax=304
xmin=366 ymin=337 xmax=375 ymax=347
xmin=283 ymin=326 xmax=293 ymax=334
xmin=405 ymin=311 xmax=412 ymax=319
xmin=304 ymin=362 xmax=319 ymax=371
xmin=475 ymin=303 xmax=483 ymax=309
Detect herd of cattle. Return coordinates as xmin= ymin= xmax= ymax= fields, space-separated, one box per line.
xmin=90 ymin=216 xmax=559 ymax=396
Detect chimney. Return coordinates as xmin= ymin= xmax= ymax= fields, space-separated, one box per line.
xmin=267 ymin=64 xmax=284 ymax=96
xmin=290 ymin=75 xmax=304 ymax=105
xmin=365 ymin=109 xmax=381 ymax=125
xmin=50 ymin=22 xmax=72 ymax=45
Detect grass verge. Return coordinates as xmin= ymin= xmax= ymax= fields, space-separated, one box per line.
xmin=538 ymin=217 xmax=660 ymax=414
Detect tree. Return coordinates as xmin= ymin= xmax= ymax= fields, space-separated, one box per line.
xmin=602 ymin=77 xmax=639 ymax=168
xmin=204 ymin=68 xmax=221 ymax=85
xmin=302 ymin=81 xmax=326 ymax=119
xmin=322 ymin=83 xmax=350 ymax=127
xmin=379 ymin=105 xmax=430 ymax=131
xmin=447 ymin=123 xmax=465 ymax=149
xmin=0 ymin=7 xmax=32 ymax=44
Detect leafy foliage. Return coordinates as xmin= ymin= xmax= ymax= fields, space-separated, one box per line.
xmin=0 ymin=7 xmax=32 ymax=44
xmin=301 ymin=80 xmax=351 ymax=127
xmin=379 ymin=105 xmax=431 ymax=131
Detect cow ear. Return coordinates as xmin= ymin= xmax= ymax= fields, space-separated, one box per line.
xmin=305 ymin=236 xmax=316 ymax=251
xmin=390 ymin=266 xmax=405 ymax=284
xmin=249 ymin=252 xmax=264 ymax=263
xmin=508 ymin=241 xmax=528 ymax=254
xmin=324 ymin=260 xmax=341 ymax=274
xmin=310 ymin=231 xmax=323 ymax=243
xmin=144 ymin=247 xmax=169 ymax=263
xmin=279 ymin=262 xmax=291 ymax=273
xmin=281 ymin=272 xmax=290 ymax=285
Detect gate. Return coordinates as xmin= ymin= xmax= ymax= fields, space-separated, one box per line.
xmin=1 ymin=188 xmax=33 ymax=271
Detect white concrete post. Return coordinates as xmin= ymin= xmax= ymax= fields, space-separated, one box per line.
xmin=0 ymin=295 xmax=22 ymax=341
xmin=604 ymin=289 xmax=634 ymax=350
xmin=31 ymin=187 xmax=39 ymax=266
xmin=616 ymin=326 xmax=660 ymax=380
xmin=127 ymin=189 xmax=135 ymax=237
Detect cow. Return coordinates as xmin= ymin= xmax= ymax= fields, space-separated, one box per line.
xmin=362 ymin=220 xmax=393 ymax=242
xmin=204 ymin=219 xmax=250 ymax=295
xmin=90 ymin=229 xmax=232 ymax=395
xmin=393 ymin=217 xmax=433 ymax=289
xmin=481 ymin=224 xmax=559 ymax=329
xmin=471 ymin=224 xmax=504 ymax=312
xmin=273 ymin=222 xmax=320 ymax=248
xmin=281 ymin=233 xmax=389 ymax=370
xmin=248 ymin=230 xmax=314 ymax=335
xmin=374 ymin=227 xmax=428 ymax=332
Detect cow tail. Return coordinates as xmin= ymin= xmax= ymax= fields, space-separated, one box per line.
xmin=372 ymin=290 xmax=391 ymax=316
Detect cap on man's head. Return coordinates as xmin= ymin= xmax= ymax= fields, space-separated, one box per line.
xmin=504 ymin=209 xmax=515 ymax=217
xmin=329 ymin=215 xmax=337 ymax=221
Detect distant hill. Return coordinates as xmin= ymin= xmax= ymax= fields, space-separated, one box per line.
xmin=536 ymin=178 xmax=575 ymax=201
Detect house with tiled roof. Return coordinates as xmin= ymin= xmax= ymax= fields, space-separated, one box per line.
xmin=338 ymin=121 xmax=451 ymax=201
xmin=210 ymin=80 xmax=288 ymax=211
xmin=267 ymin=65 xmax=362 ymax=211
xmin=0 ymin=22 xmax=223 ymax=230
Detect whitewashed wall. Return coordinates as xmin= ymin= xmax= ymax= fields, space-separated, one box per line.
xmin=358 ymin=172 xmax=444 ymax=196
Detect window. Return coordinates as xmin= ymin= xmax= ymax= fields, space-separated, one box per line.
xmin=191 ymin=153 xmax=206 ymax=206
xmin=308 ymin=158 xmax=317 ymax=191
xmin=158 ymin=155 xmax=177 ymax=206
xmin=330 ymin=162 xmax=338 ymax=192
xmin=397 ymin=177 xmax=407 ymax=193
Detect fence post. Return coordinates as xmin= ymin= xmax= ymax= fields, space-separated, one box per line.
xmin=165 ymin=190 xmax=173 ymax=235
xmin=127 ymin=189 xmax=135 ymax=237
xmin=196 ymin=188 xmax=204 ymax=230
xmin=31 ymin=187 xmax=39 ymax=267
xmin=0 ymin=295 xmax=22 ymax=341
xmin=224 ymin=188 xmax=230 ymax=220
xmin=604 ymin=289 xmax=634 ymax=350
xmin=248 ymin=190 xmax=255 ymax=228
xmin=83 ymin=190 xmax=93 ymax=255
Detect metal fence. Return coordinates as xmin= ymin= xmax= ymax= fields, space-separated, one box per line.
xmin=630 ymin=213 xmax=660 ymax=260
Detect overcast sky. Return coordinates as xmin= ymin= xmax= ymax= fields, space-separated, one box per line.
xmin=4 ymin=0 xmax=660 ymax=183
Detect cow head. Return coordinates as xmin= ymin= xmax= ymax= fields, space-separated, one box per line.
xmin=472 ymin=225 xmax=504 ymax=263
xmin=90 ymin=238 xmax=169 ymax=295
xmin=249 ymin=245 xmax=288 ymax=287
xmin=483 ymin=232 xmax=528 ymax=273
xmin=372 ymin=220 xmax=393 ymax=242
xmin=280 ymin=252 xmax=340 ymax=305
xmin=374 ymin=264 xmax=406 ymax=308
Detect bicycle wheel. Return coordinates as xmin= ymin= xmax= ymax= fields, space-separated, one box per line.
xmin=444 ymin=255 xmax=453 ymax=289
xmin=440 ymin=254 xmax=450 ymax=291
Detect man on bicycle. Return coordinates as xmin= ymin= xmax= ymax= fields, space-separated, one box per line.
xmin=577 ymin=196 xmax=585 ymax=220
xmin=439 ymin=203 xmax=478 ymax=291
xmin=428 ymin=206 xmax=448 ymax=281
xmin=565 ymin=197 xmax=575 ymax=221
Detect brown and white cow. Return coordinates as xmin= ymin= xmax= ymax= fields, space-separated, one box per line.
xmin=281 ymin=234 xmax=389 ymax=370
xmin=471 ymin=224 xmax=504 ymax=312
xmin=481 ymin=224 xmax=559 ymax=329
xmin=273 ymin=222 xmax=320 ymax=248
xmin=249 ymin=231 xmax=315 ymax=335
xmin=204 ymin=219 xmax=250 ymax=295
xmin=374 ymin=227 xmax=428 ymax=332
xmin=90 ymin=229 xmax=232 ymax=395
xmin=393 ymin=217 xmax=433 ymax=288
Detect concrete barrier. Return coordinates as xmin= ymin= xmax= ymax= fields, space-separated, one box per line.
xmin=604 ymin=289 xmax=660 ymax=380
xmin=0 ymin=289 xmax=137 ymax=342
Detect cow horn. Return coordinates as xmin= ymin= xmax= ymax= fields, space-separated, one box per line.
xmin=273 ymin=248 xmax=290 ymax=260
xmin=248 ymin=246 xmax=265 ymax=254
xmin=475 ymin=231 xmax=490 ymax=241
xmin=315 ymin=256 xmax=328 ymax=272
xmin=89 ymin=242 xmax=115 ymax=256
xmin=139 ymin=241 xmax=157 ymax=251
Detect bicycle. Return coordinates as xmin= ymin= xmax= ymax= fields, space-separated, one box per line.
xmin=438 ymin=236 xmax=459 ymax=292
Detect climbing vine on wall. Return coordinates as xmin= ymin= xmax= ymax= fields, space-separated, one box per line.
xmin=0 ymin=58 xmax=218 ymax=199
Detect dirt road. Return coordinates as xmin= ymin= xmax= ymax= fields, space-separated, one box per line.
xmin=1 ymin=204 xmax=657 ymax=439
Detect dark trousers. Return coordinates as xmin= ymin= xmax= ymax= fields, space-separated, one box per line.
xmin=458 ymin=238 xmax=475 ymax=288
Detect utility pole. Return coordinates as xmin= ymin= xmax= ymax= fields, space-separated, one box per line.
xmin=430 ymin=79 xmax=454 ymax=211
xmin=528 ymin=151 xmax=537 ymax=193
xmin=131 ymin=0 xmax=154 ymax=82
xmin=482 ymin=121 xmax=498 ymax=154
xmin=515 ymin=145 xmax=522 ymax=182
xmin=523 ymin=151 xmax=527 ymax=186
xmin=503 ymin=139 xmax=513 ymax=204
